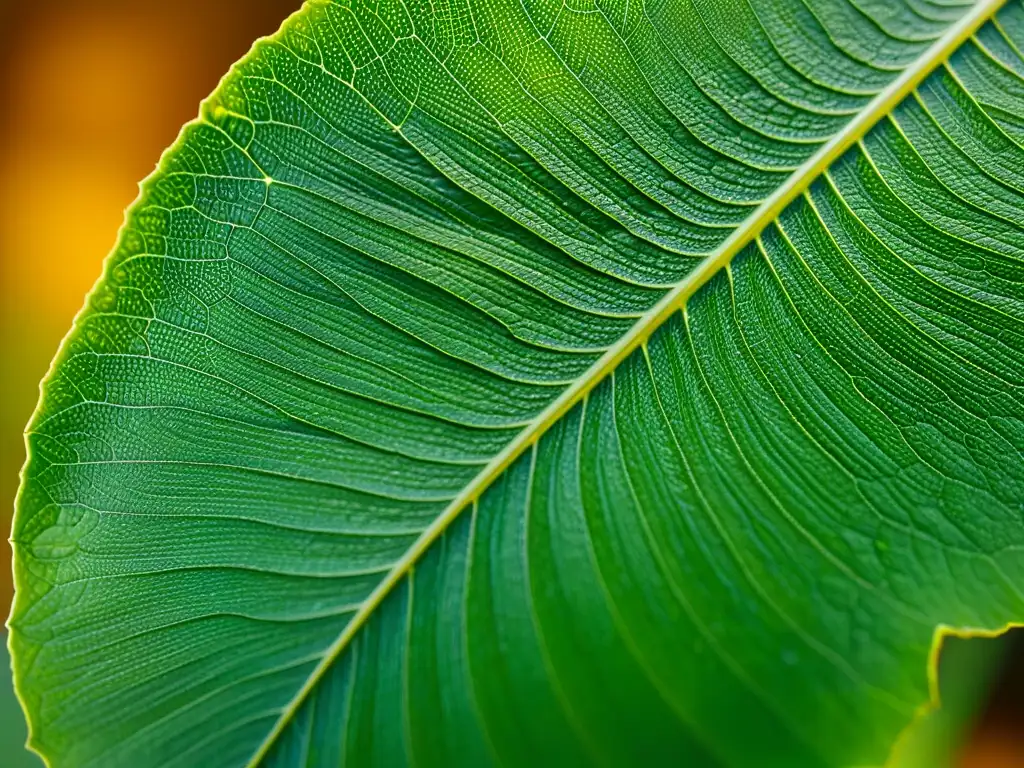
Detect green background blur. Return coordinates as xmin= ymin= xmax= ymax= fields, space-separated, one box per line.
xmin=0 ymin=2 xmax=1019 ymax=766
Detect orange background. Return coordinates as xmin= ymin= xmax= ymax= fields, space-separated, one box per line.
xmin=0 ymin=2 xmax=1018 ymax=765
xmin=0 ymin=0 xmax=300 ymax=612
xmin=0 ymin=3 xmax=295 ymax=757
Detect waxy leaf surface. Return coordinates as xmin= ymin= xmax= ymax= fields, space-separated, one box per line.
xmin=11 ymin=0 xmax=1024 ymax=766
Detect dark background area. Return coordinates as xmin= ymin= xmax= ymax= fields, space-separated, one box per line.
xmin=0 ymin=2 xmax=1019 ymax=765
xmin=967 ymin=631 xmax=1024 ymax=766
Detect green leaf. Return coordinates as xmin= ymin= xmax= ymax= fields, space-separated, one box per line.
xmin=10 ymin=0 xmax=1024 ymax=765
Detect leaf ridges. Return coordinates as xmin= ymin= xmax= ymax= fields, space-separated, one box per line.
xmin=10 ymin=0 xmax=1024 ymax=766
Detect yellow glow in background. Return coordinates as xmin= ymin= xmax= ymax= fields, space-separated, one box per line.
xmin=0 ymin=0 xmax=299 ymax=612
xmin=0 ymin=3 xmax=295 ymax=760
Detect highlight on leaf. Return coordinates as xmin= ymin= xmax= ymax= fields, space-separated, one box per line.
xmin=9 ymin=0 xmax=1024 ymax=766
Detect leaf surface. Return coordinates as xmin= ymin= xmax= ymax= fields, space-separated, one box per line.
xmin=10 ymin=0 xmax=1024 ymax=766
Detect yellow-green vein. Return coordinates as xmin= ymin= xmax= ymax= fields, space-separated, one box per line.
xmin=244 ymin=1 xmax=1006 ymax=763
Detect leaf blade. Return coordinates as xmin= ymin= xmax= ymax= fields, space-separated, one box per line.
xmin=11 ymin=0 xmax=1024 ymax=765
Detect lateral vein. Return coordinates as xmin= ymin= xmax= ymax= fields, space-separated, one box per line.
xmin=245 ymin=1 xmax=1006 ymax=763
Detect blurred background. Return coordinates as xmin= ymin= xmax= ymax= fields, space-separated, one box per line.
xmin=0 ymin=2 xmax=300 ymax=764
xmin=0 ymin=2 xmax=1019 ymax=766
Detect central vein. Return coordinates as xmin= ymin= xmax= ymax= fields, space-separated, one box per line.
xmin=247 ymin=0 xmax=1005 ymax=763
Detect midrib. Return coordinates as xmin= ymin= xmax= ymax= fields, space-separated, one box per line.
xmin=247 ymin=0 xmax=1005 ymax=762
